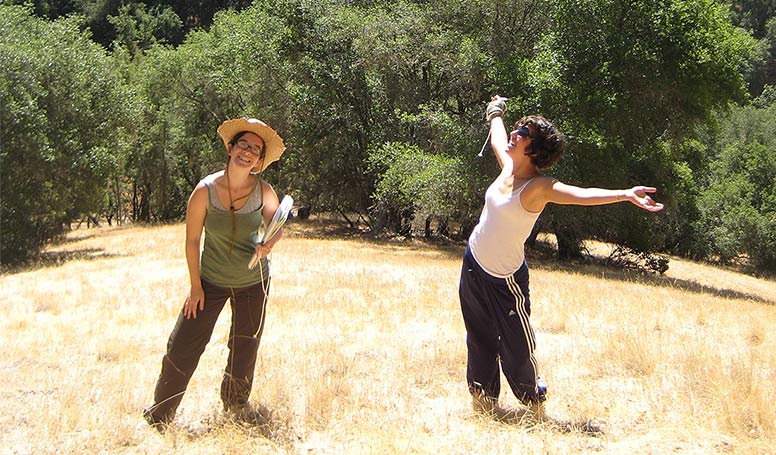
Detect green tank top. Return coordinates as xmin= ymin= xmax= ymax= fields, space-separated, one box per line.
xmin=200 ymin=172 xmax=270 ymax=287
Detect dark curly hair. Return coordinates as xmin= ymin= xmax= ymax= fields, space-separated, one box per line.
xmin=514 ymin=115 xmax=566 ymax=169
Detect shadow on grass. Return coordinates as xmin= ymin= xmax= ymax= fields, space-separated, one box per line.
xmin=284 ymin=217 xmax=467 ymax=259
xmin=40 ymin=248 xmax=123 ymax=265
xmin=289 ymin=217 xmax=775 ymax=306
xmin=475 ymin=405 xmax=605 ymax=436
xmin=526 ymin=243 xmax=775 ymax=305
xmin=50 ymin=232 xmax=97 ymax=245
xmin=176 ymin=403 xmax=296 ymax=448
xmin=0 ymin=248 xmax=125 ymax=275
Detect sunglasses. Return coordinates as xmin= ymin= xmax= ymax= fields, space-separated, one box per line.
xmin=235 ymin=140 xmax=263 ymax=156
xmin=515 ymin=126 xmax=531 ymax=138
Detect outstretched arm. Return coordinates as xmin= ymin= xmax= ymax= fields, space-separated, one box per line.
xmin=547 ymin=181 xmax=664 ymax=212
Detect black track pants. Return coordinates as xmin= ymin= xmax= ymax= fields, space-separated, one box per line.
xmin=458 ymin=245 xmax=542 ymax=405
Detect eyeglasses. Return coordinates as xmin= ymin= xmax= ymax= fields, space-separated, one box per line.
xmin=515 ymin=126 xmax=531 ymax=138
xmin=235 ymin=140 xmax=263 ymax=156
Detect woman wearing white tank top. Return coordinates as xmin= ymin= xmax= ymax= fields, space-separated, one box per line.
xmin=460 ymin=96 xmax=664 ymax=423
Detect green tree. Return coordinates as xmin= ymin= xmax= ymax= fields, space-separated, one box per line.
xmin=369 ymin=141 xmax=480 ymax=237
xmin=694 ymin=96 xmax=776 ymax=270
xmin=324 ymin=0 xmax=498 ymax=230
xmin=108 ymin=2 xmax=183 ymax=56
xmin=1 ymin=0 xmax=253 ymax=48
xmin=118 ymin=4 xmax=291 ymax=222
xmin=727 ymin=0 xmax=776 ymax=96
xmin=728 ymin=0 xmax=776 ymax=38
xmin=258 ymin=0 xmax=379 ymax=223
xmin=0 ymin=0 xmax=79 ymax=18
xmin=0 ymin=5 xmax=130 ymax=265
xmin=523 ymin=0 xmax=755 ymax=257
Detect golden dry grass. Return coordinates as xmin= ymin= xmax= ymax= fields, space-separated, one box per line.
xmin=1 ymin=220 xmax=775 ymax=454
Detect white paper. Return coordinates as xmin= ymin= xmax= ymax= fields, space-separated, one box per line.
xmin=249 ymin=195 xmax=294 ymax=270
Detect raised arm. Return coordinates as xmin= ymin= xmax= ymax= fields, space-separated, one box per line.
xmin=486 ymin=96 xmax=512 ymax=171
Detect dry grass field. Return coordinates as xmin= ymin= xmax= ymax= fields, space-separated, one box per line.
xmin=1 ymin=219 xmax=775 ymax=454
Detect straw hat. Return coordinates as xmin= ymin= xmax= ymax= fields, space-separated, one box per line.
xmin=217 ymin=118 xmax=286 ymax=173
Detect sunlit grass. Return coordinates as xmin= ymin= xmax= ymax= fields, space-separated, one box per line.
xmin=1 ymin=220 xmax=775 ymax=454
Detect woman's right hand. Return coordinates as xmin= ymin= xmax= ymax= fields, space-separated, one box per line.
xmin=486 ymin=95 xmax=507 ymax=121
xmin=184 ymin=285 xmax=205 ymax=319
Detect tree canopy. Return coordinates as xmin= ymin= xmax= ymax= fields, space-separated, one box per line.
xmin=1 ymin=6 xmax=130 ymax=263
xmin=2 ymin=0 xmax=774 ymax=273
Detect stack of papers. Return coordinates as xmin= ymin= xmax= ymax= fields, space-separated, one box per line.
xmin=248 ymin=195 xmax=294 ymax=270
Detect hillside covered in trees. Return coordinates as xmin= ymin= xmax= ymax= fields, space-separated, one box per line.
xmin=1 ymin=0 xmax=775 ymax=271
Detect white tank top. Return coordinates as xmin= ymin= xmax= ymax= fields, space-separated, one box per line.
xmin=468 ymin=178 xmax=542 ymax=277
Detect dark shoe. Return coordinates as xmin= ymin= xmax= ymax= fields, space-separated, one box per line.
xmin=525 ymin=401 xmax=546 ymax=423
xmin=143 ymin=407 xmax=169 ymax=433
xmin=224 ymin=402 xmax=271 ymax=426
xmin=517 ymin=376 xmax=548 ymax=406
xmin=470 ymin=383 xmax=497 ymax=413
xmin=471 ymin=392 xmax=498 ymax=414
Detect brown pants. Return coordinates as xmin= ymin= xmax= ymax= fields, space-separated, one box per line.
xmin=145 ymin=278 xmax=269 ymax=424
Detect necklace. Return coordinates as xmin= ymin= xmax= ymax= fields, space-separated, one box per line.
xmin=224 ymin=169 xmax=255 ymax=211
xmin=224 ymin=169 xmax=256 ymax=255
xmin=225 ymin=169 xmax=236 ymax=212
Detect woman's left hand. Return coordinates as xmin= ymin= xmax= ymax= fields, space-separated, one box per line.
xmin=255 ymin=242 xmax=272 ymax=258
xmin=626 ymin=186 xmax=665 ymax=212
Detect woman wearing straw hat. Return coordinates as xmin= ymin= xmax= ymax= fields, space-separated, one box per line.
xmin=460 ymin=97 xmax=664 ymax=422
xmin=144 ymin=118 xmax=286 ymax=430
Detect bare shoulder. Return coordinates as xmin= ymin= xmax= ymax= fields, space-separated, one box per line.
xmin=259 ymin=178 xmax=280 ymax=205
xmin=259 ymin=178 xmax=277 ymax=194
xmin=190 ymin=172 xmax=221 ymax=202
xmin=258 ymin=177 xmax=273 ymax=190
xmin=521 ymin=176 xmax=558 ymax=212
xmin=188 ymin=183 xmax=209 ymax=206
xmin=524 ymin=175 xmax=558 ymax=195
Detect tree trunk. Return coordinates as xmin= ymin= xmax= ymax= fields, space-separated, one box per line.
xmin=337 ymin=208 xmax=355 ymax=228
xmin=132 ymin=182 xmax=140 ymax=222
xmin=554 ymin=226 xmax=582 ymax=259
xmin=525 ymin=224 xmax=540 ymax=247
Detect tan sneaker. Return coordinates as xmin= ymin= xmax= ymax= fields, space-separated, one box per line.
xmin=471 ymin=393 xmax=522 ymax=422
xmin=525 ymin=401 xmax=546 ymax=423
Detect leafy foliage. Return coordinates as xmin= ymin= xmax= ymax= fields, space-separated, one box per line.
xmin=726 ymin=0 xmax=776 ymax=96
xmin=117 ymin=4 xmax=291 ymax=222
xmin=0 ymin=5 xmax=130 ymax=264
xmin=694 ymin=98 xmax=776 ymax=269
xmin=0 ymin=0 xmax=253 ymax=47
xmin=268 ymin=1 xmax=376 ymax=220
xmin=369 ymin=141 xmax=480 ymax=236
xmin=108 ymin=2 xmax=183 ymax=56
xmin=2 ymin=0 xmax=775 ymax=273
xmin=524 ymin=0 xmax=755 ymax=256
